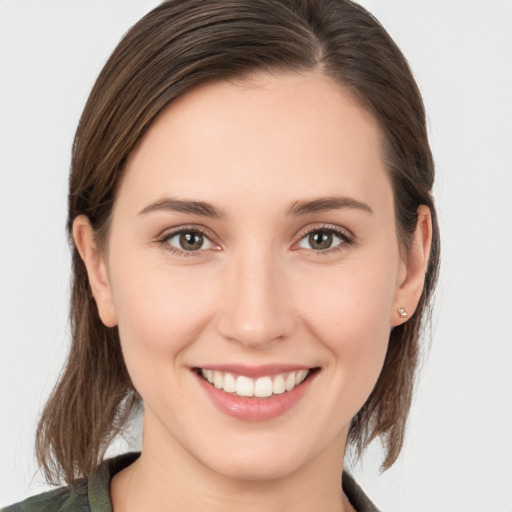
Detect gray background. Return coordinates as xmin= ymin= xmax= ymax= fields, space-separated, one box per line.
xmin=1 ymin=1 xmax=511 ymax=510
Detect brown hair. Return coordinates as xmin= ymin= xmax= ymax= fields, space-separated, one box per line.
xmin=36 ymin=0 xmax=440 ymax=485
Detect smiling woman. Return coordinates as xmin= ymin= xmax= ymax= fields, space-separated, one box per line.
xmin=73 ymin=73 xmax=432 ymax=495
xmin=1 ymin=1 xmax=439 ymax=512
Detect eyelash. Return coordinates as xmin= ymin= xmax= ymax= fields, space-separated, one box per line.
xmin=156 ymin=226 xmax=216 ymax=257
xmin=294 ymin=224 xmax=355 ymax=255
xmin=156 ymin=224 xmax=355 ymax=257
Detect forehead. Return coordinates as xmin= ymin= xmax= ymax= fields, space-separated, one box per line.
xmin=118 ymin=71 xmax=392 ymax=217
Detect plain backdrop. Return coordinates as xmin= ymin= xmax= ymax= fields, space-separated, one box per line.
xmin=1 ymin=1 xmax=511 ymax=510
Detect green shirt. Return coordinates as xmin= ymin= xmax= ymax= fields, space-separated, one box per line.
xmin=2 ymin=452 xmax=380 ymax=511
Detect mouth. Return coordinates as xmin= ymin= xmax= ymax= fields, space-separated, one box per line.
xmin=196 ymin=367 xmax=316 ymax=398
xmin=194 ymin=365 xmax=319 ymax=420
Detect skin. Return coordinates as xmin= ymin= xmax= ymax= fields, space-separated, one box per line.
xmin=74 ymin=71 xmax=432 ymax=512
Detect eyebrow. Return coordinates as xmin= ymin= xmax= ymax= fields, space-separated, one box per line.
xmin=287 ymin=196 xmax=373 ymax=216
xmin=138 ymin=195 xmax=373 ymax=219
xmin=138 ymin=198 xmax=226 ymax=218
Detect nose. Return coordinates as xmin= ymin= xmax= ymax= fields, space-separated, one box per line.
xmin=215 ymin=248 xmax=296 ymax=349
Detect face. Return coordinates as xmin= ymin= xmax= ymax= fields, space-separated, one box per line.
xmin=78 ymin=71 xmax=419 ymax=482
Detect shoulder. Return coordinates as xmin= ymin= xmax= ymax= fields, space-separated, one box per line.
xmin=2 ymin=452 xmax=140 ymax=512
xmin=342 ymin=472 xmax=382 ymax=512
xmin=1 ymin=480 xmax=89 ymax=512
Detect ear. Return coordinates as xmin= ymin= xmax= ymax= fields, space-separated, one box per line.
xmin=72 ymin=215 xmax=117 ymax=327
xmin=391 ymin=205 xmax=432 ymax=327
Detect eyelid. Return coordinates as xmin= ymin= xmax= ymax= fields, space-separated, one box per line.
xmin=154 ymin=222 xmax=354 ymax=257
xmin=156 ymin=224 xmax=221 ymax=256
xmin=292 ymin=223 xmax=355 ymax=252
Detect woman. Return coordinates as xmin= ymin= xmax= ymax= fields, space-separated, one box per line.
xmin=2 ymin=0 xmax=439 ymax=510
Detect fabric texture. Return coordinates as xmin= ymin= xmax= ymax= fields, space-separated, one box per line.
xmin=1 ymin=452 xmax=380 ymax=512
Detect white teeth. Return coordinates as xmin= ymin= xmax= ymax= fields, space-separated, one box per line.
xmin=200 ymin=368 xmax=312 ymax=398
xmin=223 ymin=372 xmax=236 ymax=393
xmin=236 ymin=376 xmax=254 ymax=397
xmin=285 ymin=372 xmax=296 ymax=391
xmin=213 ymin=371 xmax=223 ymax=389
xmin=254 ymin=376 xmax=273 ymax=398
xmin=272 ymin=374 xmax=286 ymax=394
xmin=296 ymin=369 xmax=309 ymax=385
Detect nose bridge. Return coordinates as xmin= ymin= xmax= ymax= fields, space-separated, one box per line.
xmin=217 ymin=244 xmax=294 ymax=348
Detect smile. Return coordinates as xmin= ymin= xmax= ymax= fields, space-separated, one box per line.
xmin=200 ymin=368 xmax=310 ymax=398
xmin=194 ymin=365 xmax=319 ymax=421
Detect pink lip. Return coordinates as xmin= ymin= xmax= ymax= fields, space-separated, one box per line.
xmin=194 ymin=367 xmax=318 ymax=422
xmin=198 ymin=364 xmax=311 ymax=378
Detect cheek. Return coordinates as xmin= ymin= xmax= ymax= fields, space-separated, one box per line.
xmin=296 ymin=255 xmax=398 ymax=401
xmin=108 ymin=250 xmax=216 ymax=373
xmin=298 ymin=258 xmax=397 ymax=342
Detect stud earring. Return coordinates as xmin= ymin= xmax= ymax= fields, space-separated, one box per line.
xmin=397 ymin=307 xmax=408 ymax=318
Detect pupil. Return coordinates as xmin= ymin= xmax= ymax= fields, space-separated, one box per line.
xmin=180 ymin=232 xmax=203 ymax=251
xmin=309 ymin=231 xmax=332 ymax=250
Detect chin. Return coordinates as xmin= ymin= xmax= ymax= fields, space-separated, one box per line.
xmin=183 ymin=427 xmax=337 ymax=483
xmin=201 ymin=449 xmax=309 ymax=482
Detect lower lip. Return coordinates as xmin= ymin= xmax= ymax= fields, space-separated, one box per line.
xmin=195 ymin=371 xmax=317 ymax=421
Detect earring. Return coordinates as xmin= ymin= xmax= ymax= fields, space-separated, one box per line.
xmin=397 ymin=307 xmax=408 ymax=318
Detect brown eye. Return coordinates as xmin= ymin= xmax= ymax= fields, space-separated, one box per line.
xmin=297 ymin=228 xmax=349 ymax=252
xmin=165 ymin=230 xmax=214 ymax=252
xmin=308 ymin=231 xmax=333 ymax=250
xmin=179 ymin=232 xmax=204 ymax=251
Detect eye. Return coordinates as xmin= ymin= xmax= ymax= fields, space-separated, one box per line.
xmin=162 ymin=229 xmax=216 ymax=253
xmin=296 ymin=227 xmax=352 ymax=252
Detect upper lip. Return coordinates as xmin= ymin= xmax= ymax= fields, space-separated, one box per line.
xmin=193 ymin=364 xmax=315 ymax=378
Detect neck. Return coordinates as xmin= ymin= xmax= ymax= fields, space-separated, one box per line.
xmin=111 ymin=412 xmax=355 ymax=512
